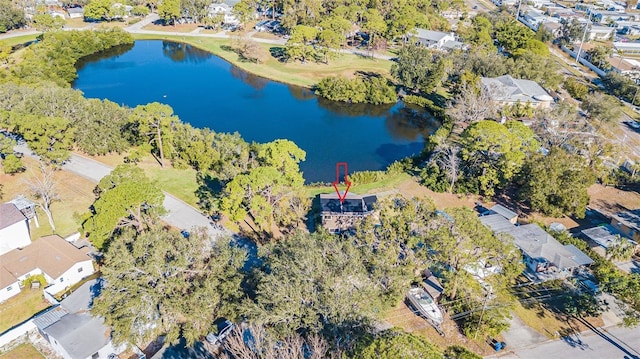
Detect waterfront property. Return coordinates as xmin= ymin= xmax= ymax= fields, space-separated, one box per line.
xmin=481 ymin=75 xmax=554 ymax=109
xmin=319 ymin=192 xmax=377 ymax=233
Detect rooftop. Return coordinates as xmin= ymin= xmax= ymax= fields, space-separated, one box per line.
xmin=489 ymin=204 xmax=518 ymax=221
xmin=0 ymin=203 xmax=27 ymax=230
xmin=481 ymin=75 xmax=553 ymax=103
xmin=611 ymin=209 xmax=640 ymax=231
xmin=410 ymin=28 xmax=452 ymax=42
xmin=1 ymin=235 xmax=92 ymax=283
xmin=582 ymin=224 xmax=628 ymax=248
xmin=319 ymin=192 xmax=377 ymax=214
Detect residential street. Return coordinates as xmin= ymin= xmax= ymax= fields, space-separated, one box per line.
xmin=487 ymin=324 xmax=640 ymax=359
xmin=61 ymin=153 xmax=228 ymax=239
xmin=14 ymin=142 xmax=227 ymax=239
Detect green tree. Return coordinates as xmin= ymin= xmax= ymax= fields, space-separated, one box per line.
xmin=316 ymin=28 xmax=342 ymax=63
xmin=92 ymin=226 xmax=246 ymax=346
xmin=232 ymin=0 xmax=254 ymax=25
xmin=563 ymin=77 xmax=588 ymax=100
xmin=158 ymin=0 xmax=180 ymax=24
xmin=586 ymin=45 xmax=612 ymax=69
xmin=285 ymin=25 xmax=318 ymax=62
xmin=249 ymin=231 xmax=402 ymax=348
xmin=444 ymin=345 xmax=482 ymax=359
xmin=180 ymin=0 xmax=209 ymax=22
xmin=460 ymin=120 xmax=540 ymax=196
xmin=219 ymin=140 xmax=307 ymax=234
xmin=0 ymin=0 xmax=26 ymax=33
xmin=2 ymin=154 xmax=24 ymax=174
xmin=391 ymin=42 xmax=448 ymax=93
xmin=519 ymin=149 xmax=595 ymax=218
xmin=361 ymin=9 xmax=387 ymax=55
xmin=129 ymin=102 xmax=178 ymax=167
xmin=132 ymin=5 xmax=150 ymax=16
xmin=84 ymin=0 xmax=115 ymax=20
xmin=581 ymin=92 xmax=622 ymax=123
xmin=19 ymin=115 xmax=75 ymax=164
xmin=425 ymin=207 xmax=523 ymax=300
xmin=494 ymin=20 xmax=533 ymax=53
xmin=32 ymin=13 xmax=66 ymax=32
xmin=351 ymin=331 xmax=442 ymax=359
xmin=82 ymin=164 xmax=165 ymax=249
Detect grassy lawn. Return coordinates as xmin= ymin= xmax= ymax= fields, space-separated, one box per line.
xmin=1 ymin=157 xmax=95 ymax=238
xmin=145 ymin=166 xmax=199 ymax=208
xmin=512 ymin=299 xmax=604 ymax=339
xmin=0 ymin=289 xmax=51 ymax=334
xmin=132 ymin=34 xmax=392 ymax=88
xmin=65 ymin=18 xmax=89 ymax=28
xmin=0 ymin=343 xmax=45 ymax=359
xmin=2 ymin=34 xmax=39 ymax=47
xmin=142 ymin=23 xmax=200 ymax=33
xmin=304 ymin=172 xmax=411 ymax=197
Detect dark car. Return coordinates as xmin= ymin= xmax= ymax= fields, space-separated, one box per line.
xmin=206 ymin=318 xmax=235 ymax=345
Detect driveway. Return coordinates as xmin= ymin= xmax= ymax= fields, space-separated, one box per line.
xmin=487 ymin=324 xmax=640 ymax=359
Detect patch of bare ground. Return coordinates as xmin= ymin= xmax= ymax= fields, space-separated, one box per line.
xmin=396 ymin=178 xmax=482 ymax=209
xmin=588 ymin=184 xmax=640 ymax=216
xmin=383 ymin=301 xmax=494 ymax=356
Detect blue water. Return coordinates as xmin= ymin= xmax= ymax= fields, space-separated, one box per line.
xmin=73 ymin=40 xmax=439 ymax=182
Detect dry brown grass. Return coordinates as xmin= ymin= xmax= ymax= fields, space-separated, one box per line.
xmin=0 ymin=343 xmax=45 ymax=359
xmin=0 ymin=289 xmax=51 ymax=333
xmin=1 ymin=157 xmax=95 ymax=238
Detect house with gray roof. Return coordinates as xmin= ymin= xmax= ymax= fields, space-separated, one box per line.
xmin=480 ymin=213 xmax=593 ymax=282
xmin=481 ymin=75 xmax=554 ymax=109
xmin=33 ymin=279 xmax=125 ymax=359
xmin=407 ymin=28 xmax=466 ymax=50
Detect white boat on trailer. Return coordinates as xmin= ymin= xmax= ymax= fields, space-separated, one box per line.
xmin=407 ymin=286 xmax=444 ymax=326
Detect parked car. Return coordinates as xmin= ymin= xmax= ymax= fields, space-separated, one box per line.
xmin=627 ymin=120 xmax=640 ymax=130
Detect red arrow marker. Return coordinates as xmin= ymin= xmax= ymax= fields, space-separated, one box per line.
xmin=333 ymin=162 xmax=351 ymax=204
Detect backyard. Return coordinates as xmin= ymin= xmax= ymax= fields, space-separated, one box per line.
xmin=0 ymin=289 xmax=51 ymax=334
xmin=0 ymin=343 xmax=45 ymax=359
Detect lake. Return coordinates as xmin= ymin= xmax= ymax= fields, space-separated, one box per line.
xmin=73 ymin=40 xmax=439 ymax=182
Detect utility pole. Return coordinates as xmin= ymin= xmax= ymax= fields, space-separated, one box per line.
xmin=575 ymin=18 xmax=591 ymax=63
xmin=516 ymin=0 xmax=523 ymax=22
xmin=474 ymin=288 xmax=492 ymax=340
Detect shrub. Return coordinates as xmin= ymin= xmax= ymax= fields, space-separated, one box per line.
xmin=2 ymin=153 xmax=24 ymax=174
xmin=564 ymin=77 xmax=588 ymax=100
xmin=315 ymin=75 xmax=396 ymax=105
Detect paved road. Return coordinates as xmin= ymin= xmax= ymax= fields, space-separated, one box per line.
xmin=487 ymin=324 xmax=640 ymax=359
xmin=63 ymin=153 xmax=229 ymax=238
xmin=13 ymin=141 xmax=228 ymax=239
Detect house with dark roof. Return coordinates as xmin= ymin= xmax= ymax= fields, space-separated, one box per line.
xmin=481 ymin=75 xmax=554 ymax=109
xmin=0 ymin=235 xmax=94 ymax=302
xmin=0 ymin=203 xmax=31 ymax=256
xmin=610 ymin=209 xmax=640 ymax=243
xmin=480 ymin=213 xmax=593 ymax=282
xmin=319 ymin=192 xmax=377 ymax=233
xmin=33 ymin=279 xmax=126 ymax=359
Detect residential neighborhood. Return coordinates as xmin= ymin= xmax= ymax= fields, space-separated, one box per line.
xmin=1 ymin=0 xmax=640 ymax=357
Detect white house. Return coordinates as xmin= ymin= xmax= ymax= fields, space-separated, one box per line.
xmin=0 ymin=235 xmax=94 ymax=302
xmin=67 ymin=7 xmax=84 ymax=19
xmin=481 ymin=75 xmax=554 ymax=109
xmin=0 ymin=203 xmax=31 ymax=256
xmin=207 ymin=0 xmax=240 ymax=25
xmin=407 ymin=28 xmax=465 ymax=50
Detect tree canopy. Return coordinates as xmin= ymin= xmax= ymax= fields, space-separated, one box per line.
xmin=92 ymin=226 xmax=246 ymax=346
xmin=82 ymin=164 xmax=165 ymax=249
